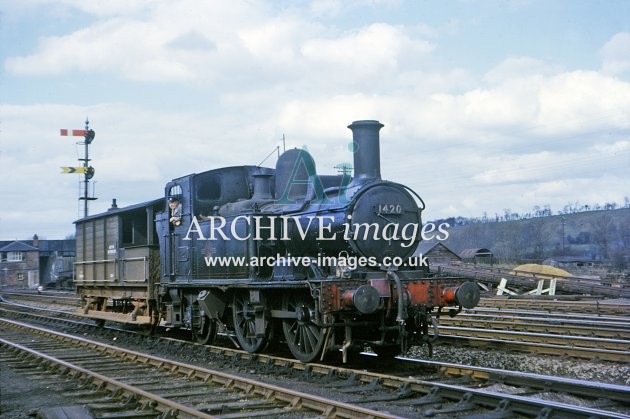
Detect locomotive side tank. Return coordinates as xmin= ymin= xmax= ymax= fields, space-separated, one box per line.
xmin=75 ymin=119 xmax=480 ymax=363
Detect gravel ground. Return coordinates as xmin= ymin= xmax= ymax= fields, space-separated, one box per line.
xmin=408 ymin=343 xmax=630 ymax=385
xmin=0 ymin=362 xmax=85 ymax=419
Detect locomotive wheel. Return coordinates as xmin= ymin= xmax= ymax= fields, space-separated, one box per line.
xmin=193 ymin=314 xmax=217 ymax=345
xmin=282 ymin=293 xmax=326 ymax=363
xmin=232 ymin=292 xmax=268 ymax=353
xmin=192 ymin=302 xmax=217 ymax=345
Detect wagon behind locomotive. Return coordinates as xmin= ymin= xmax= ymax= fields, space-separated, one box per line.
xmin=75 ymin=199 xmax=162 ymax=325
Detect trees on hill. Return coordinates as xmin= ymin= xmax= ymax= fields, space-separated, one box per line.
xmin=438 ymin=206 xmax=629 ymax=269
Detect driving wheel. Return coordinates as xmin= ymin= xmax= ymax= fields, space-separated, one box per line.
xmin=232 ymin=291 xmax=268 ymax=353
xmin=282 ymin=292 xmax=326 ymax=362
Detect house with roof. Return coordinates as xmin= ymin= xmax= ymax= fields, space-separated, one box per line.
xmin=542 ymin=255 xmax=602 ymax=276
xmin=0 ymin=234 xmax=75 ymax=289
xmin=413 ymin=241 xmax=462 ymax=266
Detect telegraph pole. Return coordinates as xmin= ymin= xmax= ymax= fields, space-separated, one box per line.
xmin=60 ymin=119 xmax=97 ymax=218
xmin=560 ymin=216 xmax=566 ymax=256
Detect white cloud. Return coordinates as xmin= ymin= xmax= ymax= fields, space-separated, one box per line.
xmin=301 ymin=23 xmax=434 ymax=82
xmin=2 ymin=1 xmax=630 ymax=238
xmin=535 ymin=70 xmax=630 ymax=136
xmin=0 ymin=0 xmax=155 ymax=21
xmin=4 ymin=1 xmax=266 ymax=82
xmin=396 ymin=69 xmax=630 ymax=146
xmin=601 ymin=32 xmax=630 ymax=76
xmin=5 ymin=17 xmax=202 ymax=82
xmin=483 ymin=56 xmax=562 ymax=83
xmin=4 ymin=3 xmax=434 ymax=93
xmin=308 ymin=0 xmax=403 ymax=18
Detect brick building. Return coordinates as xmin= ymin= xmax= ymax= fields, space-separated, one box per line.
xmin=0 ymin=235 xmax=75 ymax=289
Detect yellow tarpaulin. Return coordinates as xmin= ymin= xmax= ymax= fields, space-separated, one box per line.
xmin=511 ymin=263 xmax=572 ymax=278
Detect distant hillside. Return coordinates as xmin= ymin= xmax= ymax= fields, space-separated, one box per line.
xmin=432 ymin=208 xmax=630 ymax=269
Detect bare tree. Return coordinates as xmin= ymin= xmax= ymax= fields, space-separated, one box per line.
xmin=591 ymin=214 xmax=615 ymax=260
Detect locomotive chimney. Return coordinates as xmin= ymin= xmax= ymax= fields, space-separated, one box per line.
xmin=347 ymin=120 xmax=383 ymax=181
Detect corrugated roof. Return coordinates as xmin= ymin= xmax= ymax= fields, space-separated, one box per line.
xmin=460 ymin=248 xmax=493 ymax=258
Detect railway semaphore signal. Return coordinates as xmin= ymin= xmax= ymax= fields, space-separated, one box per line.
xmin=60 ymin=118 xmax=97 ymax=217
xmin=60 ymin=166 xmax=91 ymax=174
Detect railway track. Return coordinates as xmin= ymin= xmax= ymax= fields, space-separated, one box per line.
xmin=477 ymin=297 xmax=630 ymax=316
xmin=435 ymin=299 xmax=630 ymax=362
xmin=1 ymin=318 xmax=397 ymax=418
xmin=440 ymin=313 xmax=630 ymax=339
xmin=0 ymin=289 xmax=80 ymax=302
xmin=4 ymin=290 xmax=630 ymax=363
xmin=2 ymin=306 xmax=629 ymax=417
xmin=437 ymin=326 xmax=630 ymax=362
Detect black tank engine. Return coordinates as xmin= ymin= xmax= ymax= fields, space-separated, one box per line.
xmin=74 ymin=120 xmax=480 ymax=362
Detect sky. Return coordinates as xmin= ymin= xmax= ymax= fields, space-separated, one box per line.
xmin=1 ymin=0 xmax=629 ymax=239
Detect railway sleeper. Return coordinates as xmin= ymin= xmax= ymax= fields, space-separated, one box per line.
xmin=422 ymin=392 xmax=476 ymax=416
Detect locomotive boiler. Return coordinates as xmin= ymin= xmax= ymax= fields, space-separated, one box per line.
xmin=74 ymin=120 xmax=480 ymax=363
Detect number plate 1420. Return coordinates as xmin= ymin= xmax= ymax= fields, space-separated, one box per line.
xmin=377 ymin=204 xmax=403 ymax=214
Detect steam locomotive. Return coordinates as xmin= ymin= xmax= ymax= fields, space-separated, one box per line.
xmin=74 ymin=120 xmax=480 ymax=362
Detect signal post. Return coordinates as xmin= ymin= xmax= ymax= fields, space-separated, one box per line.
xmin=60 ymin=119 xmax=97 ymax=218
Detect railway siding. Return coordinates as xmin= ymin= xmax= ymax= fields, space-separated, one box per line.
xmin=2 ymin=311 xmax=629 ymax=418
xmin=1 ymin=318 xmax=401 ymax=418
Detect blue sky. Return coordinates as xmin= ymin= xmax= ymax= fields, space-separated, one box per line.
xmin=1 ymin=0 xmax=629 ymax=239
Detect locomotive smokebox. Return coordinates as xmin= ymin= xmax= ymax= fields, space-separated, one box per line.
xmin=347 ymin=120 xmax=384 ymax=181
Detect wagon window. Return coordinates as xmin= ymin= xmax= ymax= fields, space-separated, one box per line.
xmin=122 ymin=210 xmax=148 ymax=246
